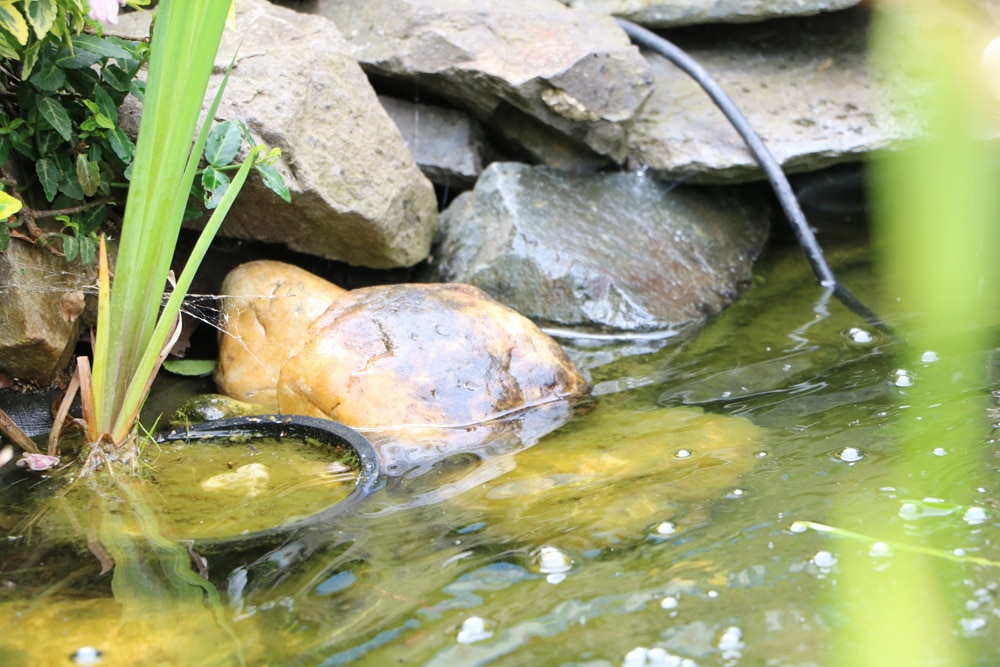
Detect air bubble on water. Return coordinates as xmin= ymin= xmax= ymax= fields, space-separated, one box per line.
xmin=847 ymin=327 xmax=874 ymax=344
xmin=456 ymin=616 xmax=495 ymax=644
xmin=921 ymin=350 xmax=940 ymax=363
xmin=726 ymin=488 xmax=746 ymax=499
xmin=674 ymin=449 xmax=692 ymax=459
xmin=656 ymin=521 xmax=677 ymax=536
xmin=964 ymin=507 xmax=988 ymax=525
xmin=812 ymin=550 xmax=838 ymax=569
xmin=661 ymin=595 xmax=679 ymax=610
xmin=891 ymin=368 xmax=914 ymax=387
xmin=755 ymin=451 xmax=768 ymax=458
xmin=870 ymin=541 xmax=892 ymax=558
xmin=71 ymin=647 xmax=103 ymax=666
xmin=623 ymin=647 xmax=691 ymax=667
xmin=707 ymin=590 xmax=719 ymax=599
xmin=960 ymin=617 xmax=987 ymax=635
xmin=532 ymin=545 xmax=573 ymax=584
xmin=789 ymin=521 xmax=808 ymax=533
xmin=718 ymin=626 xmax=745 ymax=659
xmin=899 ymin=502 xmax=919 ymax=520
xmin=836 ymin=447 xmax=863 ymax=463
xmin=954 ymin=548 xmax=967 ymax=557
xmin=932 ymin=447 xmax=947 ymax=456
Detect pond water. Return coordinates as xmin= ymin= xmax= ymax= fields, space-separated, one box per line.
xmin=2 ymin=218 xmax=999 ymax=666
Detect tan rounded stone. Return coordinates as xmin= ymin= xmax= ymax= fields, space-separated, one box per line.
xmin=277 ymin=283 xmax=589 ymax=429
xmin=215 ymin=260 xmax=346 ymax=408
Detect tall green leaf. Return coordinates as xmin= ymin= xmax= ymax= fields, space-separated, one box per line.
xmin=92 ymin=0 xmax=235 ymax=441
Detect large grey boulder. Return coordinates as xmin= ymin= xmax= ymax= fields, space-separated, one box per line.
xmin=427 ymin=163 xmax=770 ymax=331
xmin=560 ymin=0 xmax=861 ymax=27
xmin=378 ymin=96 xmax=492 ymax=189
xmin=312 ymin=0 xmax=653 ymax=162
xmin=628 ymin=9 xmax=918 ymax=183
xmin=0 ymin=241 xmax=93 ymax=384
xmin=115 ymin=0 xmax=440 ymax=268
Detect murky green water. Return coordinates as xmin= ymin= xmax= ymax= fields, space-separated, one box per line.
xmin=2 ymin=226 xmax=999 ymax=666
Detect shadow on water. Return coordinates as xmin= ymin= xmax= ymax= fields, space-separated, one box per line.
xmin=2 ymin=229 xmax=1000 ymax=665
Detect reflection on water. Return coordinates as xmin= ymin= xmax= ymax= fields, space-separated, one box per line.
xmin=2 ymin=233 xmax=1000 ymax=665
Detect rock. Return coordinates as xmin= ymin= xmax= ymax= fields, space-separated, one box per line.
xmin=215 ymin=260 xmax=347 ymax=408
xmin=454 ymin=401 xmax=761 ymax=549
xmin=0 ymin=240 xmax=94 ymax=384
xmin=313 ymin=0 xmax=653 ymax=162
xmin=427 ymin=162 xmax=769 ymax=331
xmin=627 ymin=8 xmax=919 ymax=183
xmin=379 ymin=96 xmax=493 ymax=189
xmin=489 ymin=105 xmax=613 ymax=172
xmin=560 ymin=0 xmax=861 ymax=28
xmin=277 ymin=283 xmax=589 ymax=470
xmin=168 ymin=393 xmax=266 ymax=428
xmin=113 ymin=0 xmax=440 ymax=268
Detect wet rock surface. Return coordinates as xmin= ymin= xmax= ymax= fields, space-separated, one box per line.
xmin=0 ymin=240 xmax=93 ymax=384
xmin=312 ymin=0 xmax=653 ymax=162
xmin=213 ymin=263 xmax=589 ymax=473
xmin=628 ymin=8 xmax=919 ymax=183
xmin=427 ymin=163 xmax=770 ymax=331
xmin=561 ymin=0 xmax=861 ymax=27
xmin=379 ymin=95 xmax=493 ymax=189
xmin=215 ymin=260 xmax=347 ymax=409
xmin=116 ymin=0 xmax=440 ymax=269
xmin=278 ymin=282 xmax=589 ymax=427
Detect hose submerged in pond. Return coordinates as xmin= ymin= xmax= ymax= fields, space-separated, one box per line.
xmin=616 ymin=18 xmax=893 ymax=336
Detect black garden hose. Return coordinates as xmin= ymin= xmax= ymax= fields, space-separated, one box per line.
xmin=616 ymin=18 xmax=893 ymax=336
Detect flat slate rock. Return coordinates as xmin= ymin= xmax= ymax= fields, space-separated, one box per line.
xmin=628 ymin=8 xmax=920 ymax=183
xmin=313 ymin=0 xmax=653 ymax=162
xmin=115 ymin=0 xmax=440 ymax=269
xmin=561 ymin=0 xmax=861 ymax=27
xmin=427 ymin=162 xmax=770 ymax=331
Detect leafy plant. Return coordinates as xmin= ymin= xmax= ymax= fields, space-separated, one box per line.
xmin=0 ymin=1 xmax=142 ymax=258
xmin=0 ymin=1 xmax=289 ymax=262
xmin=71 ymin=0 xmax=279 ymax=467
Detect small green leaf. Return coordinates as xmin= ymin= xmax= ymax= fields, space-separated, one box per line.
xmin=36 ymin=96 xmax=72 ymax=141
xmin=0 ymin=189 xmax=21 ymax=219
xmin=102 ymin=63 xmax=132 ymax=92
xmin=21 ymin=40 xmax=40 ymax=79
xmin=0 ymin=23 xmax=19 ymax=59
xmin=29 ymin=57 xmax=65 ymax=91
xmin=92 ymin=84 xmax=118 ymax=122
xmin=106 ymin=126 xmax=134 ymax=162
xmin=71 ymin=33 xmax=133 ymax=60
xmin=25 ymin=0 xmax=56 ymax=39
xmin=35 ymin=157 xmax=58 ymax=201
xmin=0 ymin=1 xmax=29 ymax=46
xmin=76 ymin=154 xmax=100 ymax=197
xmin=77 ymin=234 xmax=95 ymax=264
xmin=61 ymin=233 xmax=78 ymax=261
xmin=162 ymin=359 xmax=217 ymax=377
xmin=256 ymin=163 xmax=291 ymax=203
xmin=79 ymin=204 xmax=106 ymax=235
xmin=203 ymin=120 xmax=242 ymax=167
xmin=35 ymin=126 xmax=60 ymax=155
xmin=201 ymin=166 xmax=230 ymax=210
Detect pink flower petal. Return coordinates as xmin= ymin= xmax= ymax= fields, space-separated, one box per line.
xmin=17 ymin=453 xmax=60 ymax=471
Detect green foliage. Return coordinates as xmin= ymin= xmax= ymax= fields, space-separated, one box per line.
xmin=0 ymin=1 xmax=289 ymax=262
